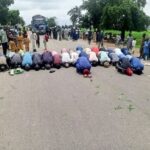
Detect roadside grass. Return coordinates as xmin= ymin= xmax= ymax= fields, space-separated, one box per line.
xmin=105 ymin=30 xmax=150 ymax=48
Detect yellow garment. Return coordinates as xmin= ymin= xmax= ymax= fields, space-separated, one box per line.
xmin=17 ymin=35 xmax=24 ymax=50
xmin=9 ymin=41 xmax=17 ymax=52
xmin=24 ymin=37 xmax=30 ymax=51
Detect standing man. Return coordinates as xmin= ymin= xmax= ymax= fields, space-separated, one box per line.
xmin=58 ymin=27 xmax=62 ymax=41
xmin=127 ymin=33 xmax=133 ymax=52
xmin=30 ymin=31 xmax=37 ymax=51
xmin=96 ymin=30 xmax=104 ymax=48
xmin=139 ymin=33 xmax=146 ymax=58
xmin=87 ymin=28 xmax=93 ymax=45
xmin=0 ymin=26 xmax=8 ymax=56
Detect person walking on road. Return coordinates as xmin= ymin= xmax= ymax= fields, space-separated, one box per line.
xmin=139 ymin=33 xmax=146 ymax=58
xmin=43 ymin=33 xmax=49 ymax=50
xmin=0 ymin=27 xmax=8 ymax=56
xmin=96 ymin=30 xmax=104 ymax=48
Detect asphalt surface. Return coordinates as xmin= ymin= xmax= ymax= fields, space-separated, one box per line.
xmin=0 ymin=38 xmax=150 ymax=150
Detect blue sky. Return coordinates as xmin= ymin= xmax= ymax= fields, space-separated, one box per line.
xmin=10 ymin=0 xmax=150 ymax=25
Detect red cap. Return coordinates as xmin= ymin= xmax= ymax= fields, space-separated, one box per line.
xmin=83 ymin=69 xmax=90 ymax=75
xmin=126 ymin=68 xmax=133 ymax=76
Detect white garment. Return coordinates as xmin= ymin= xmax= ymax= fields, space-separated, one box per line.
xmin=0 ymin=56 xmax=7 ymax=65
xmin=62 ymin=52 xmax=71 ymax=63
xmin=89 ymin=51 xmax=98 ymax=62
xmin=6 ymin=51 xmax=15 ymax=58
xmin=30 ymin=33 xmax=37 ymax=50
xmin=99 ymin=51 xmax=110 ymax=62
xmin=114 ymin=48 xmax=123 ymax=56
xmin=132 ymin=40 xmax=136 ymax=48
xmin=70 ymin=52 xmax=79 ymax=63
xmin=0 ymin=29 xmax=8 ymax=43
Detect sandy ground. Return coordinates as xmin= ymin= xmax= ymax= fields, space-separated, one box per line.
xmin=0 ymin=38 xmax=150 ymax=150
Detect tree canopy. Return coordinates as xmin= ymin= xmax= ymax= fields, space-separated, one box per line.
xmin=101 ymin=0 xmax=149 ymax=30
xmin=47 ymin=17 xmax=57 ymax=27
xmin=73 ymin=0 xmax=150 ymax=40
xmin=67 ymin=6 xmax=81 ymax=26
xmin=0 ymin=0 xmax=25 ymax=26
xmin=0 ymin=0 xmax=14 ymax=8
xmin=8 ymin=10 xmax=25 ymax=26
xmin=80 ymin=0 xmax=149 ymax=30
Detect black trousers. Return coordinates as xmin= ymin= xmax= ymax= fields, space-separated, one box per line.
xmin=2 ymin=42 xmax=8 ymax=56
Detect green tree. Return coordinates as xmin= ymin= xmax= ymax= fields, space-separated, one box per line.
xmin=133 ymin=0 xmax=146 ymax=8
xmin=80 ymin=0 xmax=149 ymax=40
xmin=0 ymin=0 xmax=14 ymax=7
xmin=19 ymin=17 xmax=25 ymax=26
xmin=0 ymin=8 xmax=9 ymax=25
xmin=67 ymin=6 xmax=81 ymax=26
xmin=47 ymin=17 xmax=57 ymax=27
xmin=0 ymin=0 xmax=14 ymax=25
xmin=79 ymin=14 xmax=91 ymax=28
xmin=8 ymin=10 xmax=25 ymax=25
xmin=81 ymin=0 xmax=102 ymax=28
xmin=102 ymin=0 xmax=149 ymax=40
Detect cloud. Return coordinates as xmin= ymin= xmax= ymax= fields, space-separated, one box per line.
xmin=144 ymin=1 xmax=150 ymax=16
xmin=10 ymin=0 xmax=82 ymax=25
xmin=10 ymin=0 xmax=150 ymax=25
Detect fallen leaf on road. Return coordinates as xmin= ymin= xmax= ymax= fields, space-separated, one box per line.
xmin=114 ymin=105 xmax=123 ymax=110
xmin=0 ymin=97 xmax=4 ymax=100
xmin=128 ymin=104 xmax=135 ymax=112
xmin=95 ymin=91 xmax=100 ymax=95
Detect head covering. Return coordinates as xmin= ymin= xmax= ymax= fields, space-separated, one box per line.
xmin=92 ymin=47 xmax=99 ymax=55
xmin=76 ymin=46 xmax=83 ymax=52
xmin=64 ymin=62 xmax=70 ymax=68
xmin=35 ymin=64 xmax=40 ymax=71
xmin=24 ymin=64 xmax=31 ymax=71
xmin=84 ymin=48 xmax=91 ymax=55
xmin=52 ymin=51 xmax=58 ymax=56
xmin=104 ymin=61 xmax=110 ymax=68
xmin=125 ymin=68 xmax=133 ymax=76
xmin=61 ymin=48 xmax=68 ymax=53
xmin=45 ymin=64 xmax=51 ymax=70
xmin=83 ymin=69 xmax=90 ymax=75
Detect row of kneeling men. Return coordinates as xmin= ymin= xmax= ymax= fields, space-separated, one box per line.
xmin=0 ymin=46 xmax=144 ymax=77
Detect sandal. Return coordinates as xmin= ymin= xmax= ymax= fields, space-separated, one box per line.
xmin=14 ymin=68 xmax=24 ymax=74
xmin=49 ymin=70 xmax=56 ymax=73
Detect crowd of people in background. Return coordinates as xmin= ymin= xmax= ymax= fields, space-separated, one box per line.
xmin=45 ymin=26 xmax=104 ymax=48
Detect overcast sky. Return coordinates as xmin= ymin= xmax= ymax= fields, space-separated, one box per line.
xmin=10 ymin=0 xmax=150 ymax=25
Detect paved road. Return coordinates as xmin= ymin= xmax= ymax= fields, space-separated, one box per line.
xmin=0 ymin=39 xmax=150 ymax=150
